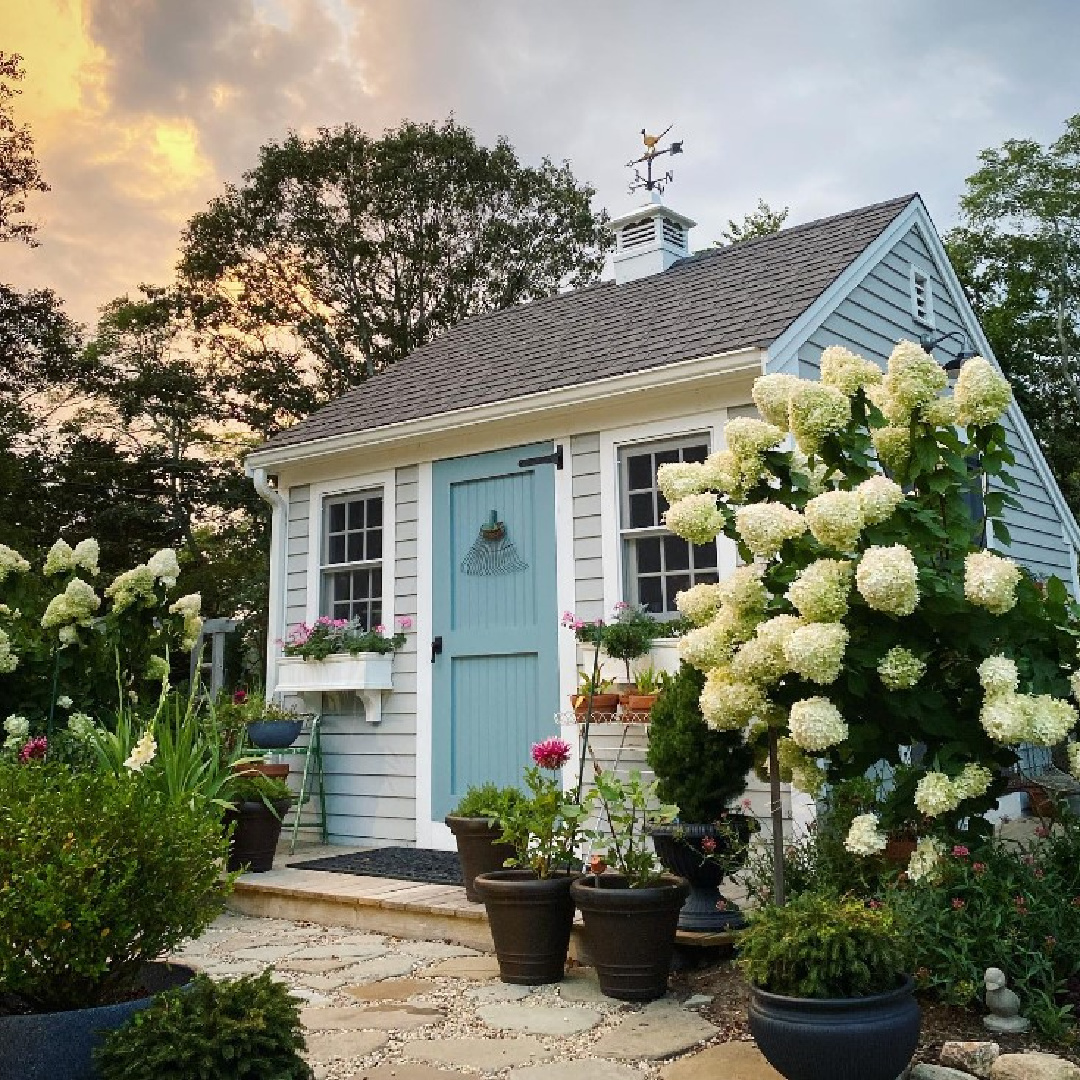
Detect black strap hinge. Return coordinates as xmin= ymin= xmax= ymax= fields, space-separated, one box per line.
xmin=518 ymin=445 xmax=563 ymax=470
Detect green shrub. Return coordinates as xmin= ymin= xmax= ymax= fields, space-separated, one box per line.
xmin=95 ymin=970 xmax=312 ymax=1080
xmin=451 ymin=782 xmax=523 ymax=822
xmin=0 ymin=761 xmax=230 ymax=1011
xmin=229 ymin=773 xmax=293 ymax=811
xmin=646 ymin=663 xmax=754 ymax=822
xmin=739 ymin=891 xmax=910 ymax=998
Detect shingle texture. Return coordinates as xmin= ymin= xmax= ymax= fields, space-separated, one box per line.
xmin=260 ymin=195 xmax=914 ymax=451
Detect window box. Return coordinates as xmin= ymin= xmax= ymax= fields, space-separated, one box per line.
xmin=274 ymin=653 xmax=394 ymax=723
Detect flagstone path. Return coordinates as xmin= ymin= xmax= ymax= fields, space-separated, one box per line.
xmin=170 ymin=912 xmax=782 ymax=1079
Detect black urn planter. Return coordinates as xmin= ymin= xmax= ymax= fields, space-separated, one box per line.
xmin=648 ymin=819 xmax=752 ymax=931
xmin=225 ymin=799 xmax=290 ymax=872
xmin=444 ymin=815 xmax=516 ymax=903
xmin=473 ymin=870 xmax=577 ymax=984
xmin=570 ymin=873 xmax=689 ymax=1001
xmin=0 ymin=961 xmax=194 ymax=1080
xmin=747 ymin=976 xmax=921 ymax=1080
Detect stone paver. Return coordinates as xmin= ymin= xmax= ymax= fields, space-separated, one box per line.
xmin=418 ymin=955 xmax=502 ymax=980
xmin=311 ymin=954 xmax=418 ymax=988
xmin=512 ymin=1061 xmax=647 ymax=1080
xmin=279 ymin=957 xmax=355 ymax=974
xmin=477 ymin=1002 xmax=604 ymax=1036
xmin=200 ymin=958 xmax=275 ymax=977
xmin=402 ymin=1036 xmax=554 ymax=1070
xmin=343 ymin=1065 xmax=470 ymax=1080
xmin=305 ymin=1030 xmax=391 ymax=1063
xmin=466 ymin=981 xmax=534 ymax=1002
xmin=661 ymin=1043 xmax=783 ymax=1080
xmin=593 ymin=1002 xmax=718 ymax=1061
xmin=295 ymin=941 xmax=389 ymax=960
xmin=345 ymin=977 xmax=436 ymax=1002
xmin=557 ymin=968 xmax=612 ymax=1005
xmin=396 ymin=939 xmax=479 ymax=959
xmin=301 ymin=1004 xmax=444 ymax=1032
xmin=910 ymin=1066 xmax=979 ymax=1080
xmin=230 ymin=944 xmax=304 ymax=961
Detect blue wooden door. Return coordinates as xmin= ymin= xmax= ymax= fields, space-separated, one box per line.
xmin=431 ymin=443 xmax=559 ymax=820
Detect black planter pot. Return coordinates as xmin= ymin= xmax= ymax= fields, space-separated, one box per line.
xmin=0 ymin=961 xmax=194 ymax=1080
xmin=747 ymin=976 xmax=921 ymax=1080
xmin=648 ymin=819 xmax=752 ymax=932
xmin=570 ymin=873 xmax=689 ymax=1001
xmin=444 ymin=815 xmax=516 ymax=903
xmin=225 ymin=799 xmax=290 ymax=872
xmin=245 ymin=719 xmax=303 ymax=749
xmin=473 ymin=870 xmax=577 ymax=984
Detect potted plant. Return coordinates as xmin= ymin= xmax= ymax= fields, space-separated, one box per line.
xmin=224 ymin=773 xmax=294 ymax=873
xmin=94 ymin=971 xmax=313 ymax=1080
xmin=473 ymin=738 xmax=592 ymax=984
xmin=571 ymin=768 xmax=688 ymax=1001
xmin=739 ymin=892 xmax=920 ymax=1080
xmin=624 ymin=664 xmax=663 ymax=720
xmin=570 ymin=670 xmax=619 ymax=719
xmin=444 ymin=783 xmax=522 ymax=903
xmin=645 ymin=661 xmax=757 ymax=930
xmin=600 ymin=602 xmax=661 ymax=701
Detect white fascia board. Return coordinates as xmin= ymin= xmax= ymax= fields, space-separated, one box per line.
xmin=244 ymin=347 xmax=763 ymax=473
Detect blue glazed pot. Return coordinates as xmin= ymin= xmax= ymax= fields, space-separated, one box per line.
xmin=245 ymin=719 xmax=303 ymax=749
xmin=0 ymin=962 xmax=194 ymax=1080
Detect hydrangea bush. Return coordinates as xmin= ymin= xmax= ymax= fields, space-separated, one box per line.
xmin=661 ymin=342 xmax=1080 ymax=872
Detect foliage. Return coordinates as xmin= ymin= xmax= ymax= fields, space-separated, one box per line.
xmin=584 ymin=767 xmax=678 ymax=888
xmin=179 ymin=117 xmax=611 ymax=432
xmin=646 ymin=661 xmax=754 ymax=822
xmin=228 ymin=773 xmax=294 ymax=816
xmin=575 ymin=669 xmax=615 ymax=697
xmin=282 ymin=616 xmax=410 ymax=660
xmin=887 ymin=823 xmax=1080 ymax=1041
xmin=211 ymin=688 xmax=301 ymax=752
xmin=451 ymin=782 xmax=523 ymax=822
xmin=715 ymin=198 xmax=789 ymax=246
xmin=631 ymin=664 xmax=662 ymax=695
xmin=562 ymin=603 xmax=663 ymax=682
xmin=0 ymin=761 xmax=230 ymax=1011
xmin=946 ymin=114 xmax=1080 ymax=511
xmin=739 ymin=891 xmax=910 ymax=998
xmin=0 ymin=52 xmax=49 ymax=246
xmin=94 ymin=970 xmax=312 ymax=1080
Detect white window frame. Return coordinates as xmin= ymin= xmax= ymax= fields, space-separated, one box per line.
xmin=909 ymin=264 xmax=935 ymax=329
xmin=305 ymin=469 xmax=397 ymax=631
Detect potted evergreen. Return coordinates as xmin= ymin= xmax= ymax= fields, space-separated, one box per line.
xmin=599 ymin=602 xmax=661 ymax=701
xmin=739 ymin=893 xmax=920 ymax=1080
xmin=224 ymin=774 xmax=294 ymax=873
xmin=444 ymin=783 xmax=522 ymax=902
xmin=645 ymin=662 xmax=756 ymax=930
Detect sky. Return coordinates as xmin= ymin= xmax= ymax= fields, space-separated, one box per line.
xmin=1 ymin=0 xmax=1078 ymax=327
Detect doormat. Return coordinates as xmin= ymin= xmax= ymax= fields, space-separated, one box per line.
xmin=289 ymin=846 xmax=463 ymax=888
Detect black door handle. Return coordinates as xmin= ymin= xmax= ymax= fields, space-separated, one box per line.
xmin=431 ymin=636 xmax=443 ymax=663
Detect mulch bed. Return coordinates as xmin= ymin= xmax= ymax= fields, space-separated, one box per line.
xmin=289 ymin=846 xmax=463 ymax=887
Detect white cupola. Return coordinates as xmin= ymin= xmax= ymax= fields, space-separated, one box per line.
xmin=610 ymin=190 xmax=696 ymax=285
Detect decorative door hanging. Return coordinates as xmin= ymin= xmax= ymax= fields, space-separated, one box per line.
xmin=461 ymin=509 xmax=528 ymax=576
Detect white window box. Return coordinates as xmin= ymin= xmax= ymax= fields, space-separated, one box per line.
xmin=274 ymin=653 xmax=394 ymax=723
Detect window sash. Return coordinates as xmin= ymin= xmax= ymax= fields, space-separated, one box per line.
xmin=320 ymin=490 xmax=384 ymax=627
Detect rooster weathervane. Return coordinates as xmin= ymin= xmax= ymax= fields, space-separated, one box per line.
xmin=627 ymin=125 xmax=684 ymax=196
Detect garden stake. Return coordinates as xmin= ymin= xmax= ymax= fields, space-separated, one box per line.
xmin=768 ymin=725 xmax=785 ymax=906
xmin=574 ymin=635 xmax=603 ymax=802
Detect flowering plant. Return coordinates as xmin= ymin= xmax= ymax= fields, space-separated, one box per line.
xmin=282 ymin=615 xmax=411 ymax=660
xmin=561 ymin=603 xmax=662 ymax=682
xmin=661 ymin=342 xmax=1080 ymax=867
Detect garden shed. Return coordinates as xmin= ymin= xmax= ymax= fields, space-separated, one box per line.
xmin=245 ymin=191 xmax=1080 ymax=849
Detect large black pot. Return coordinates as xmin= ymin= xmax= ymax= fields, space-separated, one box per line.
xmin=225 ymin=799 xmax=290 ymax=872
xmin=444 ymin=815 xmax=515 ymax=903
xmin=473 ymin=870 xmax=577 ymax=984
xmin=570 ymin=873 xmax=689 ymax=1001
xmin=747 ymin=976 xmax=921 ymax=1080
xmin=648 ymin=818 xmax=752 ymax=931
xmin=0 ymin=962 xmax=194 ymax=1080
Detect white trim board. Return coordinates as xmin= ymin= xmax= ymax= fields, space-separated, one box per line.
xmin=414 ymin=461 xmax=440 ymax=849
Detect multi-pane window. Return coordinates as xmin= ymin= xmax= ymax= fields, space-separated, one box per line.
xmin=619 ymin=436 xmax=719 ymax=616
xmin=320 ymin=491 xmax=384 ymax=628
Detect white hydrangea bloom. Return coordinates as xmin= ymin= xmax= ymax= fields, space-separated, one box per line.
xmin=877 ymin=646 xmax=926 ymax=690
xmin=725 ymin=417 xmax=786 ymax=460
xmin=0 ymin=628 xmax=16 ymax=674
xmin=786 ymin=558 xmax=854 ymax=622
xmin=147 ymin=548 xmax=180 ymax=588
xmin=716 ymin=564 xmax=769 ymax=617
xmin=58 ymin=625 xmax=78 ymax=646
xmin=664 ymin=493 xmax=726 ymax=545
xmin=964 ymin=551 xmax=1021 ymax=615
xmin=954 ymin=763 xmax=993 ymax=800
xmin=43 ymin=539 xmax=75 ymax=577
xmin=734 ymin=503 xmax=806 ymax=559
xmin=907 ymin=837 xmax=945 ymax=884
xmin=675 ymin=582 xmax=725 ymax=626
xmin=883 ymin=340 xmax=948 ymax=413
xmin=3 ymin=714 xmax=29 ymax=740
xmin=820 ymin=346 xmax=883 ymax=396
xmin=147 ymin=654 xmax=171 ymax=682
xmin=788 ymin=382 xmax=852 ymax=454
xmin=980 ymin=693 xmax=1029 ymax=744
xmin=914 ymin=771 xmax=961 ymax=817
xmin=752 ymin=372 xmax=799 ymax=429
xmin=954 ymin=357 xmax=1012 ymax=427
xmin=0 ymin=543 xmax=31 ymax=584
xmin=856 ymin=475 xmax=905 ymax=526
xmin=657 ymin=462 xmax=710 ymax=503
xmin=1069 ymin=742 xmax=1080 ymax=781
xmin=679 ymin=611 xmax=751 ymax=671
xmin=1027 ymin=695 xmax=1077 ymax=747
xmin=845 ymin=812 xmax=888 ymax=856
xmin=921 ymin=396 xmax=959 ymax=427
xmin=699 ymin=668 xmax=769 ymax=731
xmin=169 ymin=593 xmax=203 ymax=649
xmin=106 ymin=564 xmax=158 ymax=612
xmin=788 ymin=696 xmax=848 ymax=751
xmin=56 ymin=695 xmax=72 ymax=709
xmin=871 ymin=425 xmax=912 ymax=473
xmin=731 ymin=615 xmax=800 ymax=685
xmin=777 ymin=737 xmax=828 ymax=795
xmin=67 ymin=713 xmax=97 ymax=741
xmin=124 ymin=729 xmax=157 ymax=772
xmin=71 ymin=539 xmax=100 ymax=577
xmin=1071 ymin=670 xmax=1080 ymax=706
xmin=979 ymin=655 xmax=1019 ymax=697
xmin=783 ymin=622 xmax=849 ymax=685
xmin=856 ymin=545 xmax=919 ymax=616
xmin=41 ymin=578 xmax=101 ymax=630
xmin=805 ymin=490 xmax=865 ymax=552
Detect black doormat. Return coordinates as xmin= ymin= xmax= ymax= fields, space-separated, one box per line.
xmin=289 ymin=846 xmax=463 ymax=887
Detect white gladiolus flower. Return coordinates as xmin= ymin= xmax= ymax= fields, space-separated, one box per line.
xmin=734 ymin=503 xmax=806 ymax=559
xmin=124 ymin=729 xmax=157 ymax=773
xmin=805 ymin=490 xmax=865 ymax=552
xmin=72 ymin=539 xmax=100 ymax=577
xmin=676 ymin=582 xmax=726 ymax=626
xmin=907 ymin=837 xmax=945 ymax=884
xmin=43 ymin=540 xmax=75 ymax=576
xmin=788 ymin=697 xmax=848 ymax=751
xmin=820 ymin=347 xmax=883 ymax=396
xmin=664 ymin=493 xmax=726 ymax=545
xmin=0 ymin=543 xmax=31 ymax=584
xmin=856 ymin=545 xmax=919 ymax=616
xmin=883 ymin=341 xmax=948 ymax=414
xmin=856 ymin=475 xmax=905 ymax=526
xmin=964 ymin=551 xmax=1021 ymax=615
xmin=914 ymin=772 xmax=961 ymax=817
xmin=752 ymin=372 xmax=799 ymax=429
xmin=788 ymin=382 xmax=852 ymax=454
xmin=954 ymin=357 xmax=1012 ymax=427
xmin=725 ymin=417 xmax=786 ymax=460
xmin=657 ymin=462 xmax=710 ymax=503
xmin=978 ymin=655 xmax=1019 ymax=697
xmin=786 ymin=559 xmax=853 ymax=622
xmin=783 ymin=622 xmax=849 ymax=685
xmin=844 ymin=813 xmax=888 ymax=856
xmin=699 ymin=669 xmax=770 ymax=731
xmin=877 ymin=646 xmax=926 ymax=690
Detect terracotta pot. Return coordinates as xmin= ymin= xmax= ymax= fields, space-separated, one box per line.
xmin=445 ymin=815 xmax=516 ymax=903
xmin=625 ymin=693 xmax=658 ymax=721
xmin=232 ymin=760 xmax=290 ymax=780
xmin=571 ymin=693 xmax=620 ymax=719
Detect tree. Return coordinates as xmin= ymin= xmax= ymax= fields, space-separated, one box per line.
xmin=715 ymin=198 xmax=789 ymax=246
xmin=946 ymin=115 xmax=1080 ymax=509
xmin=179 ymin=118 xmax=611 ymax=430
xmin=0 ymin=52 xmax=49 ymax=246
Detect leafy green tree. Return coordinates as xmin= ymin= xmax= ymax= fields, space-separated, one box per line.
xmin=946 ymin=115 xmax=1080 ymax=509
xmin=0 ymin=51 xmax=49 ymax=246
xmin=179 ymin=117 xmax=611 ymax=430
xmin=715 ymin=198 xmax=789 ymax=246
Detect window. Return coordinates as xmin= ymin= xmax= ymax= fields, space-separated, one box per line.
xmin=910 ymin=266 xmax=935 ymax=328
xmin=619 ymin=436 xmax=719 ymax=616
xmin=320 ymin=490 xmax=384 ymax=627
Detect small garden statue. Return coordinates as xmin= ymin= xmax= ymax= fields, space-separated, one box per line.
xmin=982 ymin=967 xmax=1030 ymax=1034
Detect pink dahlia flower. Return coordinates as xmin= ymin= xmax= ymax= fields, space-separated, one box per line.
xmin=531 ymin=737 xmax=571 ymax=770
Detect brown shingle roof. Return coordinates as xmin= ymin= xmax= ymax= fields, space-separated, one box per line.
xmin=261 ymin=194 xmax=915 ymax=451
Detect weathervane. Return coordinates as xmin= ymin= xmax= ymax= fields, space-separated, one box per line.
xmin=626 ymin=125 xmax=684 ymax=196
